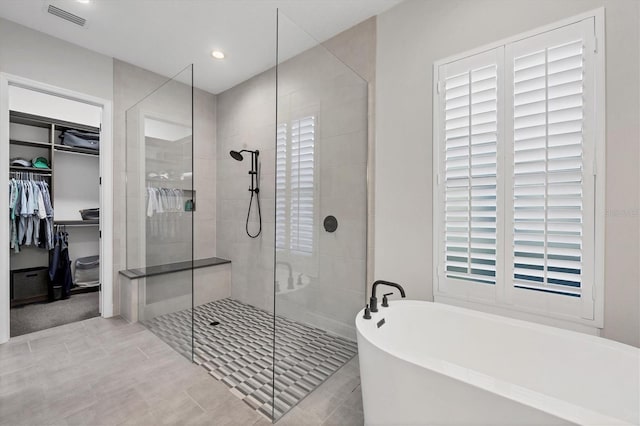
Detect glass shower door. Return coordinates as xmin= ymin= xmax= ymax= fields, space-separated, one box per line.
xmin=273 ymin=11 xmax=368 ymax=421
xmin=125 ymin=65 xmax=195 ymax=361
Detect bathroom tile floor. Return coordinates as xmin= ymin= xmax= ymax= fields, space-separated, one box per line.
xmin=144 ymin=298 xmax=359 ymax=420
xmin=0 ymin=315 xmax=363 ymax=425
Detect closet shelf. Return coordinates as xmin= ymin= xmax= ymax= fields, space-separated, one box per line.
xmin=9 ymin=111 xmax=52 ymax=129
xmin=54 ymin=220 xmax=99 ymax=226
xmin=146 ymin=157 xmax=181 ymax=164
xmin=53 ymin=144 xmax=99 ymax=156
xmin=146 ymin=177 xmax=192 ymax=184
xmin=10 ymin=166 xmax=52 ymax=173
xmin=11 ymin=111 xmax=99 ymax=133
xmin=10 ymin=139 xmax=51 ymax=148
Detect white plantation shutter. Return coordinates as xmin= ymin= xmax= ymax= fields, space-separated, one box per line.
xmin=435 ymin=16 xmax=601 ymax=324
xmin=437 ymin=48 xmax=503 ymax=298
xmin=505 ymin=19 xmax=596 ymax=318
xmin=511 ymin=41 xmax=584 ymax=296
xmin=289 ymin=116 xmax=315 ymax=253
xmin=275 ymin=116 xmax=316 ymax=254
xmin=276 ymin=123 xmax=287 ymax=250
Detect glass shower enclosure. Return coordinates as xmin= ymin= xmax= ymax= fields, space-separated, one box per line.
xmin=124 ymin=10 xmax=368 ymax=422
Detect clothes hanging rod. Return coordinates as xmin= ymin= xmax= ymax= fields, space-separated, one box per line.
xmin=10 ymin=171 xmax=52 ymax=178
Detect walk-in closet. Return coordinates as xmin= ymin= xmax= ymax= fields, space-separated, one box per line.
xmin=7 ymin=87 xmax=102 ymax=337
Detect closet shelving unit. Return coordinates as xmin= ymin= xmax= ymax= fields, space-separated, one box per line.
xmin=9 ymin=110 xmax=101 ymax=306
xmin=10 ymin=111 xmax=100 ymax=222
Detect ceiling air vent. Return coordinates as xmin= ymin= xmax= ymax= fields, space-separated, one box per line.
xmin=47 ymin=5 xmax=86 ymax=27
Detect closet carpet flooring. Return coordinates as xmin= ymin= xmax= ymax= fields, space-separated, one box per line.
xmin=144 ymin=298 xmax=359 ymax=421
xmin=10 ymin=291 xmax=99 ymax=337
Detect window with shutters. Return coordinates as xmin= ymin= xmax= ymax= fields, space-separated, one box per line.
xmin=276 ymin=116 xmax=316 ymax=254
xmin=433 ymin=12 xmax=605 ymax=328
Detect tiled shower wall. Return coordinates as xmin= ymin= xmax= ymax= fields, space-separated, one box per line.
xmin=216 ymin=67 xmax=277 ymax=313
xmin=216 ymin=18 xmax=375 ymax=339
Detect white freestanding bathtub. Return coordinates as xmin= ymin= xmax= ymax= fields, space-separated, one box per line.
xmin=356 ymin=300 xmax=639 ymax=425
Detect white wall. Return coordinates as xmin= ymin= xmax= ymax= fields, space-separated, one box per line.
xmin=0 ymin=17 xmax=113 ymax=101
xmin=9 ymin=86 xmax=102 ymax=128
xmin=375 ymin=0 xmax=640 ymax=347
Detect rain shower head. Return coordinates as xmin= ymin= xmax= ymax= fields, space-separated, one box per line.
xmin=230 ymin=150 xmax=244 ymax=161
xmin=230 ymin=149 xmax=259 ymax=161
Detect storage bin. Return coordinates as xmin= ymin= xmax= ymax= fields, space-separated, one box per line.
xmin=59 ymin=129 xmax=100 ymax=151
xmin=79 ymin=208 xmax=99 ymax=220
xmin=11 ymin=267 xmax=49 ymax=301
xmin=74 ymin=255 xmax=100 ymax=286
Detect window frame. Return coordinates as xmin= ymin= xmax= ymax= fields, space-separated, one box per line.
xmin=432 ymin=9 xmax=606 ymax=330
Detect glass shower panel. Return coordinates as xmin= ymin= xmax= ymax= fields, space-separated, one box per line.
xmin=273 ymin=11 xmax=368 ymax=421
xmin=194 ymin=14 xmax=277 ymax=419
xmin=125 ymin=65 xmax=194 ymax=361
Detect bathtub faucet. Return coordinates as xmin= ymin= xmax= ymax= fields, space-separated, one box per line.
xmin=276 ymin=261 xmax=294 ymax=289
xmin=370 ymin=280 xmax=406 ymax=313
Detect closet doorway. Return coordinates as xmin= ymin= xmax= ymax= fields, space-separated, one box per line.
xmin=0 ymin=74 xmax=113 ymax=343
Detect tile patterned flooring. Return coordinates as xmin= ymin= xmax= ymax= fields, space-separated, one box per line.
xmin=0 ymin=316 xmax=364 ymax=425
xmin=144 ymin=298 xmax=358 ymax=420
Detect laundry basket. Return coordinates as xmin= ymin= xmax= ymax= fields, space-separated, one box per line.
xmin=74 ymin=255 xmax=100 ymax=287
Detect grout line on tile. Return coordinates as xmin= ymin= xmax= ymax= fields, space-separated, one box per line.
xmin=137 ymin=346 xmax=150 ymax=359
xmin=321 ymin=402 xmax=343 ymax=424
xmin=318 ymin=383 xmax=361 ymax=424
xmin=184 ymin=390 xmax=207 ymax=413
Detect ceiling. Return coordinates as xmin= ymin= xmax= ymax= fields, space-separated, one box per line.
xmin=0 ymin=0 xmax=401 ymax=94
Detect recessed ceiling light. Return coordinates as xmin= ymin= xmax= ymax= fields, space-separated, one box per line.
xmin=211 ymin=50 xmax=225 ymax=60
xmin=77 ymin=0 xmax=90 ymax=3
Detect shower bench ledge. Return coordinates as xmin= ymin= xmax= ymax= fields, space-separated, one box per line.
xmin=118 ymin=257 xmax=231 ymax=323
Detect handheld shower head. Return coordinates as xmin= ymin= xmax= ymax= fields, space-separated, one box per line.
xmin=230 ymin=150 xmax=244 ymax=161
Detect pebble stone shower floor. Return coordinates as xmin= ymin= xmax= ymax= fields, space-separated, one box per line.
xmin=143 ymin=298 xmax=358 ymax=420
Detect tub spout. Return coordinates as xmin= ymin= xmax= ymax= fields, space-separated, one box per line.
xmin=370 ymin=280 xmax=406 ymax=312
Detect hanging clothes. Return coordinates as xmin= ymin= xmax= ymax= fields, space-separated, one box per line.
xmin=145 ymin=187 xmax=185 ymax=240
xmin=8 ymin=175 xmax=54 ymax=252
xmin=146 ymin=187 xmax=184 ymax=217
xmin=49 ymin=227 xmax=73 ymax=300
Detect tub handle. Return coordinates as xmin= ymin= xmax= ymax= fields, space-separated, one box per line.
xmin=363 ymin=304 xmax=372 ymax=320
xmin=382 ymin=293 xmax=394 ymax=308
